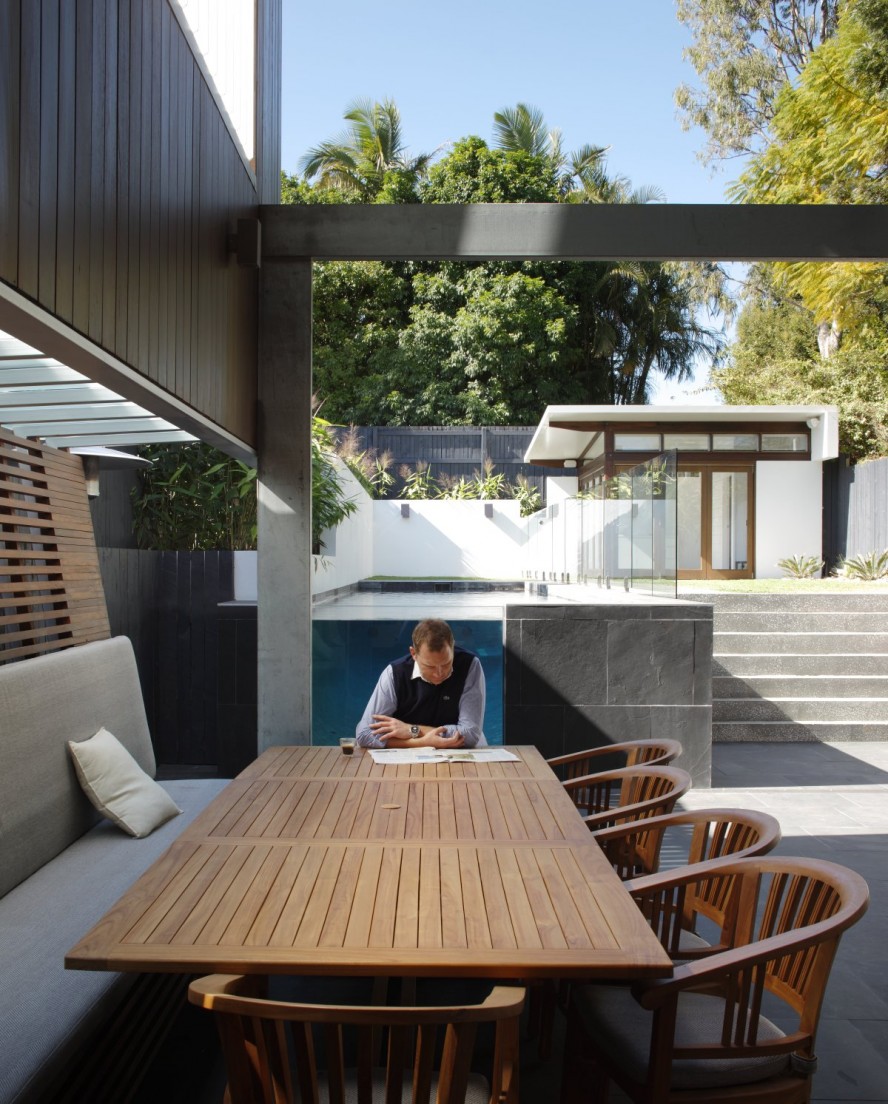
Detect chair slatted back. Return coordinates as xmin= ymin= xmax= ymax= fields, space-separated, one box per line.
xmin=594 ymin=808 xmax=781 ymax=883
xmin=189 ymin=975 xmax=525 ymax=1104
xmin=547 ymin=739 xmax=683 ymax=786
xmin=562 ymin=765 xmax=691 ymax=832
xmin=631 ymin=857 xmax=868 ymax=1018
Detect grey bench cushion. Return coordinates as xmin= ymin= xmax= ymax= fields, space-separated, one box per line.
xmin=0 ymin=638 xmax=157 ymax=896
xmin=0 ymin=778 xmax=228 ymax=1104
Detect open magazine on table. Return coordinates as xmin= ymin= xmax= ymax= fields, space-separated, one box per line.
xmin=367 ymin=747 xmax=520 ymax=765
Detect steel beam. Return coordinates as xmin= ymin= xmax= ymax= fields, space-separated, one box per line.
xmin=260 ymin=202 xmax=888 ymax=263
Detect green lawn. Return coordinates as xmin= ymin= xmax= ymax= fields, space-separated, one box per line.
xmin=677 ymin=578 xmax=888 ymax=593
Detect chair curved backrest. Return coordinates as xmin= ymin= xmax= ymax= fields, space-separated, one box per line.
xmin=547 ymin=739 xmax=683 ymax=785
xmin=562 ymin=765 xmax=692 ymax=831
xmin=592 ymin=807 xmax=782 ymax=883
xmin=188 ymin=974 xmax=525 ymax=1104
xmin=564 ymin=856 xmax=870 ymax=1104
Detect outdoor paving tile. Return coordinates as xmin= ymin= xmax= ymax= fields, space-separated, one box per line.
xmin=810 ymin=1019 xmax=888 ymax=1101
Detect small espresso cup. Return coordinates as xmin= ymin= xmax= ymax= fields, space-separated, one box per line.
xmin=339 ymin=737 xmax=356 ymax=756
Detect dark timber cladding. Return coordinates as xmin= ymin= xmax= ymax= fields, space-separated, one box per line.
xmin=260 ymin=203 xmax=888 ymax=262
xmin=0 ymin=0 xmax=283 ymax=450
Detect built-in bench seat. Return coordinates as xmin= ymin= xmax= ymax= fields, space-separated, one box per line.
xmin=0 ymin=637 xmax=228 ymax=1104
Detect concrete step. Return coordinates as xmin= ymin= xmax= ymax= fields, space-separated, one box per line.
xmin=713 ymin=720 xmax=888 ymax=741
xmin=715 ymin=611 xmax=888 ymax=633
xmin=714 ymin=632 xmax=888 ymax=655
xmin=714 ymin=653 xmax=888 ymax=676
xmin=713 ymin=698 xmax=888 ymax=722
xmin=714 ymin=675 xmax=888 ymax=698
xmin=681 ymin=592 xmax=888 ymax=612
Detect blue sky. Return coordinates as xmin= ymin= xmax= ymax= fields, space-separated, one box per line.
xmin=280 ymin=0 xmax=742 ymax=401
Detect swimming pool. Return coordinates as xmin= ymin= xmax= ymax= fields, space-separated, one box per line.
xmin=312 ymin=616 xmax=504 ymax=746
xmin=310 ymin=583 xmax=628 ymax=747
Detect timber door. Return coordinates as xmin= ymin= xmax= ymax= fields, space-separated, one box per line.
xmin=676 ymin=465 xmax=754 ymax=579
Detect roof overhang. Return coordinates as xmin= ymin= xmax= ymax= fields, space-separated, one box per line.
xmin=525 ymin=405 xmax=841 ymax=465
xmin=0 ymin=281 xmax=256 ymax=462
xmin=0 ymin=327 xmax=197 ymax=450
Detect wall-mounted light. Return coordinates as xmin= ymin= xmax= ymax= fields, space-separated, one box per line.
xmin=71 ymin=446 xmax=151 ymax=498
xmin=400 ymin=503 xmax=410 ymax=518
xmin=484 ymin=503 xmax=493 ymax=518
xmin=563 ymin=459 xmax=577 ymax=468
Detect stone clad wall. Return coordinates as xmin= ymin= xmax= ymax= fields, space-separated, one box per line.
xmin=504 ymin=601 xmax=713 ymax=787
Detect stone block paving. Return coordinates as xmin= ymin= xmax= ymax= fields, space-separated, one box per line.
xmin=677 ymin=741 xmax=888 ymax=1103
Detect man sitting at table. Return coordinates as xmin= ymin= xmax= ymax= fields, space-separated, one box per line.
xmin=356 ymin=618 xmax=487 ymax=749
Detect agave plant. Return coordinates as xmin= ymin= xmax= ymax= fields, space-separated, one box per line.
xmin=835 ymin=550 xmax=888 ymax=581
xmin=777 ymin=554 xmax=824 ymax=579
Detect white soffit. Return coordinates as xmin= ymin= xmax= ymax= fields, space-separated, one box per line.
xmin=0 ymin=328 xmax=196 ymax=450
xmin=525 ymin=404 xmax=840 ymax=463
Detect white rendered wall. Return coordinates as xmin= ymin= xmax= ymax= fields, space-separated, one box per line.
xmin=755 ymin=461 xmax=823 ymax=578
xmin=372 ymin=500 xmax=526 ymax=579
xmin=312 ymin=463 xmax=374 ymax=594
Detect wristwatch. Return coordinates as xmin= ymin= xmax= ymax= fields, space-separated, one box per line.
xmin=409 ymin=725 xmax=420 ymax=738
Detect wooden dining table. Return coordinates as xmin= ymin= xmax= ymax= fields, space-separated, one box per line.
xmin=66 ymin=745 xmax=673 ymax=981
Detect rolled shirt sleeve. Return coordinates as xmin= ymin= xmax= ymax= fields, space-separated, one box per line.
xmin=440 ymin=656 xmax=487 ymax=748
xmin=355 ymin=665 xmax=398 ymax=748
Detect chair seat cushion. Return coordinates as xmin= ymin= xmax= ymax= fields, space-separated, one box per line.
xmin=573 ymin=984 xmax=791 ymax=1090
xmin=321 ymin=1072 xmax=490 ymax=1103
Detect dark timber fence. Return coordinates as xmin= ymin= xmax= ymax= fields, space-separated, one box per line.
xmin=98 ymin=549 xmax=256 ymax=776
xmin=333 ymin=426 xmax=551 ymax=497
xmin=823 ymin=456 xmax=888 ymax=570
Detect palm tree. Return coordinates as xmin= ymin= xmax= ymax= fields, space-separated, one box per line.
xmin=299 ymin=98 xmax=435 ymax=199
xmin=492 ymin=103 xmax=611 ymax=198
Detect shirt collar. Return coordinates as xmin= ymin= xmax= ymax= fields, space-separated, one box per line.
xmin=412 ymin=660 xmax=452 ymax=684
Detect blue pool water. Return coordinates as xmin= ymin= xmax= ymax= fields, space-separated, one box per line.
xmin=312 ymin=619 xmax=504 ymax=746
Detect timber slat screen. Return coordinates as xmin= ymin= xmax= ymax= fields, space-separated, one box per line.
xmin=1 ymin=427 xmax=109 ymax=664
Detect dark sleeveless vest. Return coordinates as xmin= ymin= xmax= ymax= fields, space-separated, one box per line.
xmin=389 ymin=646 xmax=475 ymax=728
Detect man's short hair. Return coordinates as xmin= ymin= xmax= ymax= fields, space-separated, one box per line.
xmin=412 ymin=618 xmax=454 ymax=653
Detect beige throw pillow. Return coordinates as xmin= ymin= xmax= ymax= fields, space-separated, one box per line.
xmin=68 ymin=727 xmax=182 ymax=837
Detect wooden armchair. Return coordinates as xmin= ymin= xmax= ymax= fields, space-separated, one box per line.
xmin=188 ymin=974 xmax=525 ymax=1104
xmin=547 ymin=739 xmax=683 ymax=784
xmin=561 ymin=856 xmax=870 ymax=1104
xmin=592 ymin=807 xmax=782 ymax=883
xmin=562 ymin=765 xmax=691 ymax=831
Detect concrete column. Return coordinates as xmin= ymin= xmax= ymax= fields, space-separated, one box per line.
xmin=257 ymin=259 xmax=313 ymax=749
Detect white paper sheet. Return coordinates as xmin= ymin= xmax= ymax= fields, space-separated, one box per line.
xmin=367 ymin=747 xmax=520 ymax=765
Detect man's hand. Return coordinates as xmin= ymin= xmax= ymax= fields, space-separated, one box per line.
xmin=369 ymin=714 xmax=412 ymax=741
xmin=370 ymin=715 xmax=465 ymax=748
xmin=424 ymin=727 xmax=465 ymax=749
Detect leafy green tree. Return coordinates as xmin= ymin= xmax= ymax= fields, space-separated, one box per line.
xmin=289 ymin=109 xmax=724 ymax=423
xmin=421 ymin=135 xmax=560 ymax=203
xmin=714 ymin=328 xmax=888 ymax=461
xmin=729 ymin=0 xmax=888 ymax=335
xmin=675 ymin=0 xmax=841 ymax=162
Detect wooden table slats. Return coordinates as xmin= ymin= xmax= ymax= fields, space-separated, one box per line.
xmin=66 ymin=747 xmax=673 ymax=980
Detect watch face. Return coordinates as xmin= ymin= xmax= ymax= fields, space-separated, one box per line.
xmin=410 ymin=725 xmax=419 ymax=736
